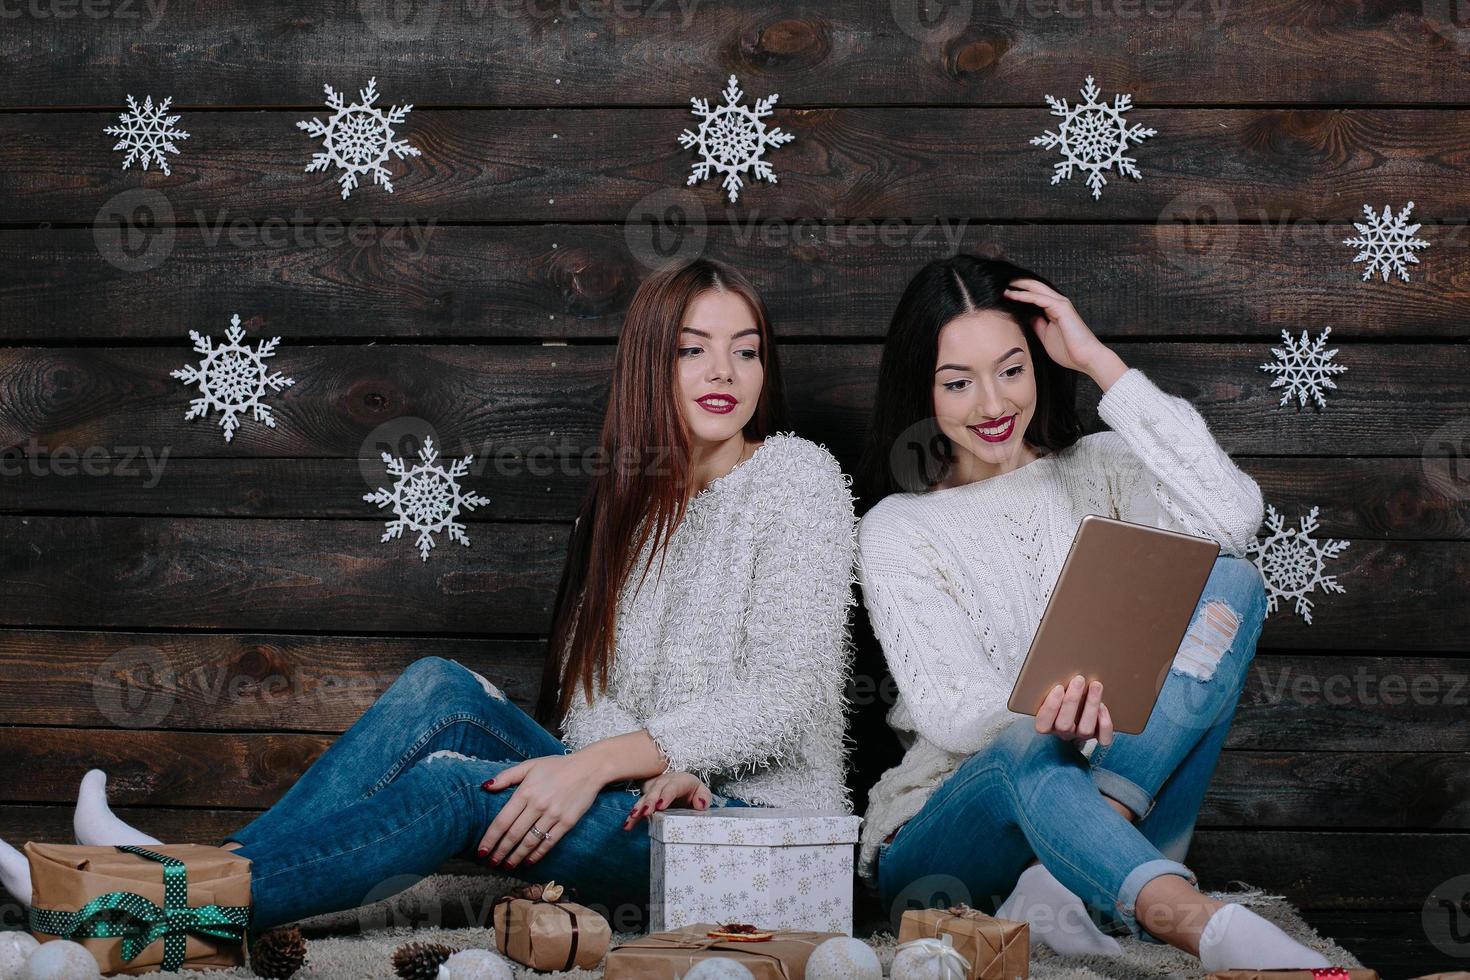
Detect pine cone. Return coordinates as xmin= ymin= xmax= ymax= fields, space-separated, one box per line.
xmin=250 ymin=926 xmax=307 ymax=979
xmin=391 ymin=940 xmax=457 ymax=980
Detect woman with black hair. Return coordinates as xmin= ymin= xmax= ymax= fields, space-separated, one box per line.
xmin=854 ymin=255 xmax=1334 ymax=969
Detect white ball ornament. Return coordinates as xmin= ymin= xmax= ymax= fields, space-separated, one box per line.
xmin=684 ymin=958 xmax=757 ymax=980
xmin=435 ymin=948 xmax=514 ymax=980
xmin=890 ymin=935 xmax=973 ymax=980
xmin=803 ymin=936 xmax=881 ymax=980
xmin=0 ymin=933 xmax=40 ymax=980
xmin=21 ymin=941 xmax=100 ymax=980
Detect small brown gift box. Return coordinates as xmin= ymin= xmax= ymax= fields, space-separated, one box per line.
xmin=491 ymin=890 xmax=610 ymax=971
xmin=25 ymin=842 xmax=252 ymax=976
xmin=1206 ymin=971 xmax=1379 ymax=980
xmin=604 ymin=923 xmax=842 ymax=980
xmin=898 ymin=905 xmax=1029 ymax=980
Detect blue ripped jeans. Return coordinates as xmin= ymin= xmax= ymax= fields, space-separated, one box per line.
xmin=878 ymin=554 xmax=1268 ymax=945
xmin=219 ymin=656 xmax=750 ymax=932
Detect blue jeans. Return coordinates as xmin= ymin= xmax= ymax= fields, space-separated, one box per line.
xmin=220 ymin=656 xmax=751 ymax=931
xmin=877 ymin=554 xmax=1268 ymax=945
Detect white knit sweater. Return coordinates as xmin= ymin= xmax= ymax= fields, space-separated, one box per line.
xmin=557 ymin=432 xmax=860 ymax=815
xmin=855 ymin=367 xmax=1266 ymax=880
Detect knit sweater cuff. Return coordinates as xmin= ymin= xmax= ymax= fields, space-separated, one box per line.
xmin=1094 ymin=366 xmax=1158 ymax=430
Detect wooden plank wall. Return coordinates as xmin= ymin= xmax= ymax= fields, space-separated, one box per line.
xmin=1 ymin=2 xmax=1468 ymax=971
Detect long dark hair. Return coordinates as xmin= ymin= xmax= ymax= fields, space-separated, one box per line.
xmin=856 ymin=255 xmax=1085 ymax=513
xmin=535 ymin=258 xmax=788 ymax=727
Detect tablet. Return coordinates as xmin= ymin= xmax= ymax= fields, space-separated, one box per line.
xmin=1006 ymin=514 xmax=1221 ymax=735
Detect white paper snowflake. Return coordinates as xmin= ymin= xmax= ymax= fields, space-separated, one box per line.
xmin=103 ymin=95 xmax=190 ymax=176
xmin=362 ymin=435 xmax=491 ymax=562
xmin=1343 ymin=201 xmax=1430 ymax=283
xmin=296 ymin=77 xmax=421 ymax=199
xmin=679 ymin=74 xmax=794 ymax=204
xmin=170 ymin=314 xmax=294 ymax=443
xmin=1259 ymin=326 xmax=1348 ymax=410
xmin=1030 ymin=75 xmax=1156 ymax=200
xmin=1246 ymin=504 xmax=1349 ymax=625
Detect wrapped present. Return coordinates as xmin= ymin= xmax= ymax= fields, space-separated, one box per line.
xmin=649 ymin=808 xmax=862 ymax=934
xmin=898 ymin=904 xmax=1028 ymax=980
xmin=604 ymin=923 xmax=842 ymax=980
xmin=1206 ymin=971 xmax=1379 ymax=980
xmin=25 ymin=842 xmax=251 ymax=976
xmin=491 ymin=880 xmax=610 ymax=971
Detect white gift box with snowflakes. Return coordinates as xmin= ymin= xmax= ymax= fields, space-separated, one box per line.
xmin=648 ymin=808 xmax=862 ymax=936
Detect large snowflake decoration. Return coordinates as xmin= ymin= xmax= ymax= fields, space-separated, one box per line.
xmin=296 ymin=77 xmax=421 ymax=199
xmin=1259 ymin=326 xmax=1348 ymax=410
xmin=103 ymin=95 xmax=190 ymax=176
xmin=1343 ymin=201 xmax=1431 ymax=283
xmin=170 ymin=314 xmax=294 ymax=443
xmin=1030 ymin=75 xmax=1156 ymax=200
xmin=679 ymin=74 xmax=794 ymax=204
xmin=1246 ymin=504 xmax=1349 ymax=625
xmin=362 ymin=435 xmax=491 ymax=562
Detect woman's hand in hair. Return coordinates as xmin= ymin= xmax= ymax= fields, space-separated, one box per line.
xmin=476 ymin=755 xmax=603 ymax=869
xmin=623 ymin=772 xmax=714 ymax=829
xmin=1034 ymin=673 xmax=1115 ymax=749
xmin=1003 ymin=278 xmax=1112 ymax=375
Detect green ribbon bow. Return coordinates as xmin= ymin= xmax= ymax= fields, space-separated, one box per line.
xmin=28 ymin=845 xmax=251 ymax=972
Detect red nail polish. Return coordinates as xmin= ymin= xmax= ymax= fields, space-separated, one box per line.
xmin=656 ymin=798 xmax=665 ymax=807
xmin=482 ymin=779 xmax=494 ymax=790
xmin=477 ymin=847 xmax=488 ymax=858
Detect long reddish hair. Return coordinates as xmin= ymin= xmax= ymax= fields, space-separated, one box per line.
xmin=535 ymin=259 xmax=788 ymax=726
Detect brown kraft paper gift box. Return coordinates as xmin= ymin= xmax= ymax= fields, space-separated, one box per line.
xmin=898 ymin=905 xmax=1029 ymax=980
xmin=604 ymin=923 xmax=843 ymax=980
xmin=25 ymin=842 xmax=252 ymax=976
xmin=491 ymin=891 xmax=611 ymax=971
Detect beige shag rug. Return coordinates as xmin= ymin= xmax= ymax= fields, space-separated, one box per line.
xmin=113 ymin=874 xmax=1363 ymax=978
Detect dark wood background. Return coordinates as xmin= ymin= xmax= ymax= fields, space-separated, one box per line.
xmin=2 ymin=2 xmax=1468 ymax=972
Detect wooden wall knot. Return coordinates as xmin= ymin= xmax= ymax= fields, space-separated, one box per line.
xmin=741 ymin=18 xmax=828 ymax=72
xmin=947 ymin=35 xmax=1010 ymax=79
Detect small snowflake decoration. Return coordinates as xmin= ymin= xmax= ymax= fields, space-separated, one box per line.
xmin=1343 ymin=201 xmax=1431 ymax=283
xmin=363 ymin=435 xmax=491 ymax=562
xmin=296 ymin=77 xmax=421 ymax=199
xmin=104 ymin=95 xmax=190 ymax=176
xmin=1259 ymin=326 xmax=1348 ymax=410
xmin=1246 ymin=504 xmax=1349 ymax=625
xmin=170 ymin=314 xmax=294 ymax=443
xmin=1031 ymin=75 xmax=1156 ymax=200
xmin=679 ymin=74 xmax=794 ymax=204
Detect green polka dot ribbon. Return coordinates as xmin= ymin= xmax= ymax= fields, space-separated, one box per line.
xmin=28 ymin=845 xmax=251 ymax=972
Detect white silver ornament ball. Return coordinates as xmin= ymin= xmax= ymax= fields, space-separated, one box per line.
xmin=803 ymin=936 xmax=881 ymax=980
xmin=21 ymin=941 xmax=100 ymax=980
xmin=0 ymin=933 xmax=39 ymax=980
xmin=435 ymin=948 xmax=514 ymax=980
xmin=684 ymin=958 xmax=757 ymax=980
xmin=890 ymin=937 xmax=971 ymax=980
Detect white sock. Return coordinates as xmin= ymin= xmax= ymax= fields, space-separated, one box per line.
xmin=995 ymin=862 xmax=1123 ymax=957
xmin=1198 ymin=902 xmax=1333 ymax=969
xmin=0 ymin=837 xmax=31 ymax=908
xmin=74 ymin=769 xmax=163 ymax=846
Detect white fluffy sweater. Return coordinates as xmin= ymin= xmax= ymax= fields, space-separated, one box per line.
xmin=855 ymin=367 xmax=1266 ymax=880
xmin=557 ymin=432 xmax=860 ymax=815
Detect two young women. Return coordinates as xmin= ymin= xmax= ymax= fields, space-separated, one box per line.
xmin=0 ymin=256 xmax=1331 ymax=969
